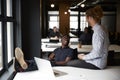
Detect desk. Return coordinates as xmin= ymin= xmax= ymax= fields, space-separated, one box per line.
xmin=42 ymin=43 xmax=120 ymax=53
xmin=53 ymin=66 xmax=120 ymax=80
xmin=42 ymin=38 xmax=120 ymax=53
xmin=41 ymin=38 xmax=79 ymax=52
xmin=13 ymin=57 xmax=120 ymax=80
xmin=41 ymin=38 xmax=79 ymax=43
xmin=71 ymin=45 xmax=120 ymax=53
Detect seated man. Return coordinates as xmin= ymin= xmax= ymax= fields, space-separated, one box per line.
xmin=79 ymin=27 xmax=92 ymax=45
xmin=48 ymin=26 xmax=61 ymax=40
xmin=48 ymin=35 xmax=74 ymax=66
xmin=14 ymin=47 xmax=38 ymax=72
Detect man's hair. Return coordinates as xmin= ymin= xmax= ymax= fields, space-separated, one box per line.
xmin=61 ymin=34 xmax=70 ymax=39
xmin=61 ymin=34 xmax=70 ymax=41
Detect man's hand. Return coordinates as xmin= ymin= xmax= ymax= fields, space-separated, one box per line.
xmin=78 ymin=54 xmax=85 ymax=60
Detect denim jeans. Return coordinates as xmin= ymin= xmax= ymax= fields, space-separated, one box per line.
xmin=15 ymin=58 xmax=38 ymax=72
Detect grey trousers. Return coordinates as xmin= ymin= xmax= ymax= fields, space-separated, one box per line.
xmin=67 ymin=59 xmax=100 ymax=70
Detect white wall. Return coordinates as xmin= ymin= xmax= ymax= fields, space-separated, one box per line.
xmin=101 ymin=12 xmax=116 ymax=32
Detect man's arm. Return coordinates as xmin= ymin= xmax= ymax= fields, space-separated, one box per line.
xmin=55 ymin=57 xmax=71 ymax=66
xmin=48 ymin=53 xmax=55 ymax=60
xmin=78 ymin=54 xmax=85 ymax=60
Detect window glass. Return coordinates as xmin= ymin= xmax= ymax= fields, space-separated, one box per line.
xmin=80 ymin=12 xmax=88 ymax=31
xmin=48 ymin=11 xmax=59 ymax=15
xmin=48 ymin=11 xmax=59 ymax=29
xmin=0 ymin=22 xmax=3 ymax=70
xmin=50 ymin=16 xmax=58 ymax=21
xmin=70 ymin=11 xmax=78 ymax=32
xmin=70 ymin=16 xmax=78 ymax=30
xmin=70 ymin=11 xmax=78 ymax=15
xmin=49 ymin=21 xmax=59 ymax=29
xmin=7 ymin=22 xmax=13 ymax=63
xmin=7 ymin=0 xmax=12 ymax=16
xmin=70 ymin=16 xmax=78 ymax=21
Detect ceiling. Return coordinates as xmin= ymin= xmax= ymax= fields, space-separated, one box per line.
xmin=46 ymin=0 xmax=119 ymax=11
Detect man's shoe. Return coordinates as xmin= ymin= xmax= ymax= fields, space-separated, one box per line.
xmin=15 ymin=47 xmax=28 ymax=70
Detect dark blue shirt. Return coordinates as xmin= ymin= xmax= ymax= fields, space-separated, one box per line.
xmin=54 ymin=47 xmax=73 ymax=62
xmin=49 ymin=31 xmax=60 ymax=38
xmin=79 ymin=33 xmax=92 ymax=45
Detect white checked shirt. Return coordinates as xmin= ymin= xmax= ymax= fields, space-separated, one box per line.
xmin=83 ymin=24 xmax=109 ymax=69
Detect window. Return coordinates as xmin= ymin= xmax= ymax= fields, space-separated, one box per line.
xmin=70 ymin=11 xmax=78 ymax=32
xmin=80 ymin=12 xmax=88 ymax=31
xmin=6 ymin=0 xmax=14 ymax=64
xmin=48 ymin=11 xmax=59 ymax=29
xmin=48 ymin=11 xmax=88 ymax=35
xmin=7 ymin=22 xmax=13 ymax=63
xmin=0 ymin=0 xmax=14 ymax=73
xmin=7 ymin=0 xmax=12 ymax=17
xmin=49 ymin=16 xmax=59 ymax=29
xmin=0 ymin=22 xmax=3 ymax=70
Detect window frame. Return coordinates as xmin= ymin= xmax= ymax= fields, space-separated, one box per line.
xmin=80 ymin=12 xmax=88 ymax=31
xmin=48 ymin=11 xmax=59 ymax=29
xmin=0 ymin=0 xmax=15 ymax=76
xmin=47 ymin=11 xmax=88 ymax=37
xmin=70 ymin=11 xmax=79 ymax=31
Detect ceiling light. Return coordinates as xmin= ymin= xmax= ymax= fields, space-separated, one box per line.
xmin=68 ymin=9 xmax=71 ymax=13
xmin=81 ymin=4 xmax=85 ymax=8
xmin=51 ymin=4 xmax=55 ymax=8
xmin=64 ymin=12 xmax=67 ymax=14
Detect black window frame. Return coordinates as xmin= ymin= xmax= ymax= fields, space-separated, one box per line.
xmin=0 ymin=0 xmax=15 ymax=76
